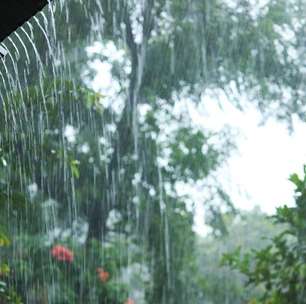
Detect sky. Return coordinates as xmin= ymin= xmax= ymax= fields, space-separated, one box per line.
xmin=192 ymin=95 xmax=306 ymax=236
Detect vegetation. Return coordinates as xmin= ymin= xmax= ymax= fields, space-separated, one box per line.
xmin=224 ymin=169 xmax=306 ymax=304
xmin=198 ymin=208 xmax=283 ymax=304
xmin=0 ymin=0 xmax=306 ymax=303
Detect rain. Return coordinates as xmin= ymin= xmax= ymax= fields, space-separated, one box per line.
xmin=1 ymin=0 xmax=306 ymax=303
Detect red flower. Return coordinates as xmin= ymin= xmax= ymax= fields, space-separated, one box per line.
xmin=124 ymin=298 xmax=135 ymax=304
xmin=51 ymin=245 xmax=74 ymax=263
xmin=96 ymin=267 xmax=110 ymax=283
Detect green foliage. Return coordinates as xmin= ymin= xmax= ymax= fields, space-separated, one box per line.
xmin=0 ymin=81 xmax=139 ymax=303
xmin=10 ymin=236 xmax=133 ymax=303
xmin=0 ymin=78 xmax=220 ymax=303
xmin=223 ymin=170 xmax=306 ymax=304
xmin=197 ymin=208 xmax=281 ymax=304
xmin=0 ymin=231 xmax=21 ymax=304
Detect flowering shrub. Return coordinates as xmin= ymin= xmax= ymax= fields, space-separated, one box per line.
xmin=51 ymin=245 xmax=74 ymax=263
xmin=0 ymin=230 xmax=147 ymax=304
xmin=125 ymin=298 xmax=135 ymax=304
xmin=97 ymin=268 xmax=110 ymax=283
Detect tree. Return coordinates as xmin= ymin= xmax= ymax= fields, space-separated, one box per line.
xmin=0 ymin=75 xmax=229 ymax=303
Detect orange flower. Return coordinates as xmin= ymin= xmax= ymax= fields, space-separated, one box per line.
xmin=51 ymin=245 xmax=74 ymax=263
xmin=96 ymin=267 xmax=110 ymax=283
xmin=124 ymin=298 xmax=135 ymax=304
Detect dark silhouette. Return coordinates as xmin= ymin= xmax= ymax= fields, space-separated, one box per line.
xmin=0 ymin=0 xmax=49 ymax=42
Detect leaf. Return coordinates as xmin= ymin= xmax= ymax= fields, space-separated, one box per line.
xmin=289 ymin=173 xmax=303 ymax=191
xmin=0 ymin=264 xmax=10 ymax=277
xmin=70 ymin=160 xmax=80 ymax=179
xmin=0 ymin=233 xmax=10 ymax=247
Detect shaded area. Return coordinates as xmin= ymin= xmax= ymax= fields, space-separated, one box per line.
xmin=0 ymin=0 xmax=49 ymax=42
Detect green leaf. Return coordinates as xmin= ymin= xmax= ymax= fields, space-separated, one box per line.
xmin=289 ymin=173 xmax=303 ymax=190
xmin=0 ymin=232 xmax=10 ymax=247
xmin=70 ymin=160 xmax=80 ymax=179
xmin=0 ymin=264 xmax=10 ymax=276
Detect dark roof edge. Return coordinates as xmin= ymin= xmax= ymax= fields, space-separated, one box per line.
xmin=0 ymin=1 xmax=50 ymax=43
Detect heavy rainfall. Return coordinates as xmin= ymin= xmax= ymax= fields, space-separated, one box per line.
xmin=0 ymin=0 xmax=306 ymax=303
